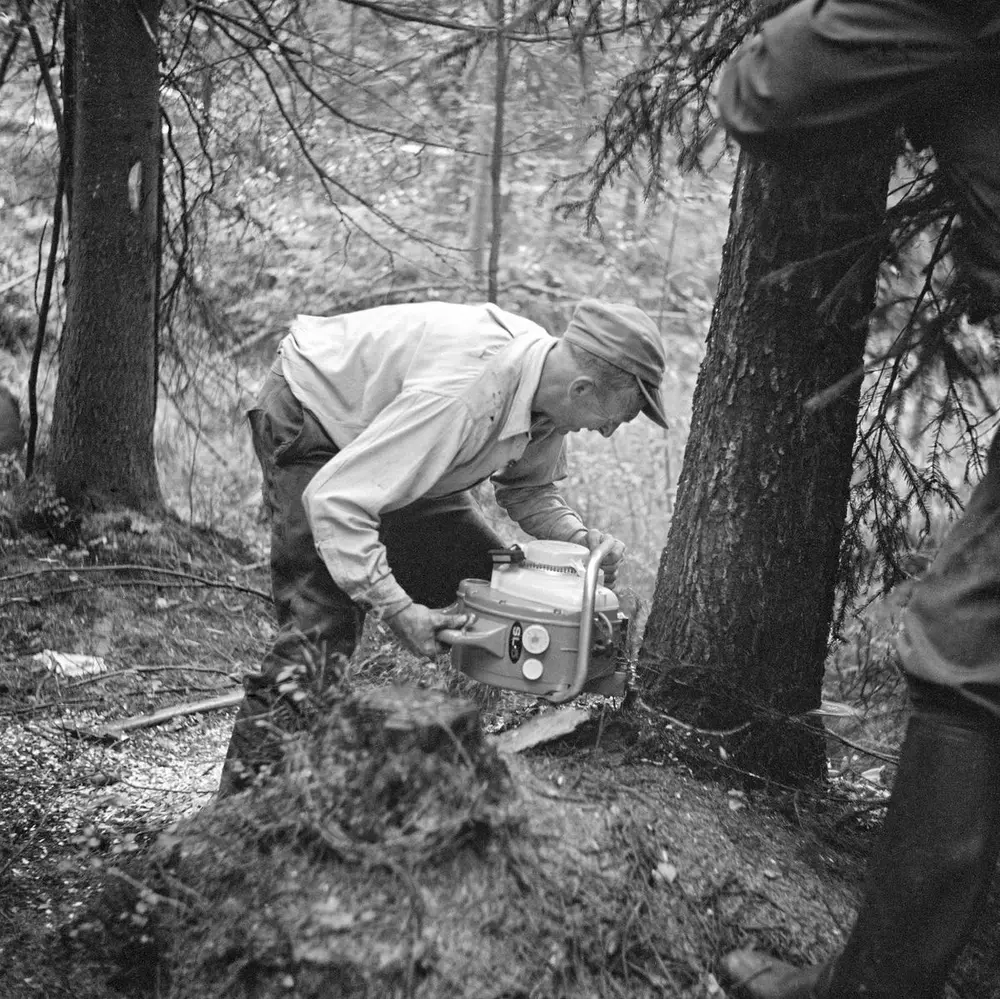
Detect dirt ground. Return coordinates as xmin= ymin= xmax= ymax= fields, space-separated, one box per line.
xmin=2 ymin=514 xmax=999 ymax=999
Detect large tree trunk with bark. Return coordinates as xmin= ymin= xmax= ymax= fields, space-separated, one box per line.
xmin=640 ymin=138 xmax=893 ymax=782
xmin=50 ymin=0 xmax=163 ymax=511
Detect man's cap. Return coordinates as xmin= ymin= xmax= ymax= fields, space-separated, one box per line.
xmin=562 ymin=299 xmax=668 ymax=429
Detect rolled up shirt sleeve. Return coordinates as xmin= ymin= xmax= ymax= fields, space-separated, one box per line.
xmin=303 ymin=391 xmax=478 ymax=616
xmin=491 ymin=433 xmax=588 ymax=543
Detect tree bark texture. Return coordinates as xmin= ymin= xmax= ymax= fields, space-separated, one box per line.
xmin=640 ymin=139 xmax=893 ymax=781
xmin=50 ymin=0 xmax=163 ymax=511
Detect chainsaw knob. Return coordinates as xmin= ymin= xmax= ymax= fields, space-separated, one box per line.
xmin=522 ymin=624 xmax=550 ymax=654
xmin=521 ymin=658 xmax=544 ymax=681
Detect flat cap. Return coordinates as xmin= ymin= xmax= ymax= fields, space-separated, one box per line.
xmin=562 ymin=299 xmax=668 ymax=429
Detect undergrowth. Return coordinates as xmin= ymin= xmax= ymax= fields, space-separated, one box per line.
xmin=61 ymin=661 xmax=841 ymax=999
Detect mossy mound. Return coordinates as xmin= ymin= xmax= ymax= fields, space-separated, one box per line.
xmin=75 ymin=679 xmax=812 ymax=999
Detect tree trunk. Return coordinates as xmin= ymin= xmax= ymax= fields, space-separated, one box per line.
xmin=485 ymin=0 xmax=508 ymax=304
xmin=640 ymin=138 xmax=893 ymax=782
xmin=466 ymin=47 xmax=493 ymax=288
xmin=50 ymin=0 xmax=163 ymax=511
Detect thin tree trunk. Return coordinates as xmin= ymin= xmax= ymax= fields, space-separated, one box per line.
xmin=640 ymin=136 xmax=893 ymax=782
xmin=486 ymin=0 xmax=508 ymax=304
xmin=50 ymin=0 xmax=163 ymax=511
xmin=466 ymin=52 xmax=496 ymax=288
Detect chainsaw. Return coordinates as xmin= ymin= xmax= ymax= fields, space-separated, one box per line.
xmin=438 ymin=537 xmax=630 ymax=704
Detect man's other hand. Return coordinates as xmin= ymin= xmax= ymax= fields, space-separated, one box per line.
xmin=384 ymin=603 xmax=470 ymax=659
xmin=582 ymin=528 xmax=626 ymax=588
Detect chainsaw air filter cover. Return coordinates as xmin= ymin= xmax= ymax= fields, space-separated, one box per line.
xmin=446 ymin=540 xmax=628 ymax=702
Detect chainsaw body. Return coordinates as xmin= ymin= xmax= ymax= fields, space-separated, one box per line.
xmin=439 ymin=539 xmax=629 ymax=703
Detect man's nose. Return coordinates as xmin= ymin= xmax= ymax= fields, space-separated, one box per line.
xmin=600 ymin=422 xmax=617 ymax=438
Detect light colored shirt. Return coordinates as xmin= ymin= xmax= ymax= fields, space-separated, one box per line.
xmin=279 ymin=302 xmax=589 ymax=615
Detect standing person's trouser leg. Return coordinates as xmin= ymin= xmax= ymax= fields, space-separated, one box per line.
xmin=723 ymin=443 xmax=1000 ymax=999
xmin=715 ymin=2 xmax=1000 ymax=995
xmin=918 ymin=70 xmax=1000 ymax=314
xmin=218 ymin=362 xmax=504 ymax=795
xmin=722 ymin=690 xmax=1000 ymax=999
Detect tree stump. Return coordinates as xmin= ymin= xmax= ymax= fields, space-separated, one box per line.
xmin=352 ymin=685 xmax=483 ymax=761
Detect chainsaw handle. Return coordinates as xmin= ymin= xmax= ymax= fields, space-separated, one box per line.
xmin=437 ymin=618 xmax=508 ymax=656
xmin=437 ymin=627 xmax=476 ymax=647
xmin=547 ymin=536 xmax=617 ymax=705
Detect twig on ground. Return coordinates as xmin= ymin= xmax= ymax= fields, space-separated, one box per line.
xmin=17 ymin=720 xmax=79 ymax=754
xmin=0 ymin=563 xmax=271 ymax=602
xmin=6 ymin=696 xmax=102 ymax=716
xmin=0 ymin=579 xmax=271 ymax=609
xmin=81 ymin=691 xmax=243 ymax=740
xmin=117 ymin=781 xmax=216 ymax=796
xmin=633 ymin=696 xmax=754 ymax=737
xmin=60 ymin=665 xmax=241 ymax=690
xmin=820 ymin=728 xmax=899 ymax=765
xmin=633 ymin=696 xmax=899 ymax=765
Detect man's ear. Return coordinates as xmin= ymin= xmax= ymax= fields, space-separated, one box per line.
xmin=568 ymin=375 xmax=597 ymax=400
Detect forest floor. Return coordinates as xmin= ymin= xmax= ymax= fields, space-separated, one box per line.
xmin=2 ymin=514 xmax=999 ymax=999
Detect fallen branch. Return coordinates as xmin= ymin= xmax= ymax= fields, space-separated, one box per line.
xmin=62 ymin=664 xmax=241 ymax=690
xmin=0 ymin=562 xmax=271 ymax=602
xmin=68 ymin=691 xmax=243 ymax=742
xmin=0 ymin=579 xmax=270 ymax=609
xmin=0 ymin=578 xmax=273 ymax=609
xmin=820 ymin=726 xmax=899 ymax=765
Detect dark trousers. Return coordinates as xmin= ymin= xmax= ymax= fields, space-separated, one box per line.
xmin=249 ymin=360 xmax=504 ymax=676
xmin=899 ymin=440 xmax=1000 ymax=720
xmin=219 ymin=361 xmax=504 ymax=793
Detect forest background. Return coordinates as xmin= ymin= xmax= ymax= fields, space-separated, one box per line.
xmin=3 ymin=3 xmax=1000 ymax=995
xmin=6 ymin=0 xmax=1000 ymax=788
xmin=1 ymin=0 xmax=724 ymax=598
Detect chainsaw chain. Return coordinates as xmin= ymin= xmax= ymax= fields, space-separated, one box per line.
xmin=518 ymin=560 xmax=581 ymax=575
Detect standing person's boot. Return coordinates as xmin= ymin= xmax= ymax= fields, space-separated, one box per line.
xmin=721 ymin=700 xmax=1000 ymax=999
xmin=216 ymin=672 xmax=283 ymax=798
xmin=719 ymin=956 xmax=833 ymax=999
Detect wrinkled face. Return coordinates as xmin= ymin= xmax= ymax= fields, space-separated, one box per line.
xmin=560 ymin=381 xmax=643 ymax=437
